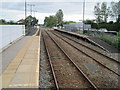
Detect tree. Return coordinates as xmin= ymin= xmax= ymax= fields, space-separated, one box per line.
xmin=32 ymin=17 xmax=38 ymax=26
xmin=117 ymin=1 xmax=120 ymax=23
xmin=94 ymin=3 xmax=102 ymax=23
xmin=0 ymin=19 xmax=18 ymax=25
xmin=44 ymin=17 xmax=48 ymax=26
xmin=44 ymin=9 xmax=64 ymax=28
xmin=117 ymin=15 xmax=120 ymax=23
xmin=0 ymin=19 xmax=6 ymax=24
xmin=94 ymin=2 xmax=110 ymax=23
xmin=84 ymin=19 xmax=98 ymax=29
xmin=55 ymin=9 xmax=63 ymax=24
xmin=101 ymin=2 xmax=110 ymax=23
xmin=44 ymin=15 xmax=57 ymax=28
xmin=84 ymin=20 xmax=94 ymax=24
xmin=110 ymin=2 xmax=119 ymax=22
xmin=25 ymin=15 xmax=38 ymax=26
xmin=63 ymin=21 xmax=76 ymax=24
xmin=9 ymin=20 xmax=14 ymax=24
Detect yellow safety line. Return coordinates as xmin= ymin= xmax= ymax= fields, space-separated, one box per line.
xmin=1 ymin=29 xmax=39 ymax=88
xmin=35 ymin=29 xmax=41 ymax=87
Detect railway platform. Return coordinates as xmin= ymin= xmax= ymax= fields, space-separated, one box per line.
xmin=54 ymin=29 xmax=119 ymax=53
xmin=0 ymin=29 xmax=40 ymax=89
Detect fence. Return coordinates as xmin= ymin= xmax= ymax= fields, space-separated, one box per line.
xmin=0 ymin=25 xmax=25 ymax=49
xmin=63 ymin=23 xmax=91 ymax=34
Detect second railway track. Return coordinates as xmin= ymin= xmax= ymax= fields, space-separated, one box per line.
xmin=51 ymin=30 xmax=119 ymax=76
xmin=43 ymin=30 xmax=119 ymax=88
xmin=42 ymin=30 xmax=97 ymax=89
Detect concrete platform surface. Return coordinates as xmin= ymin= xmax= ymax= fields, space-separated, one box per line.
xmin=0 ymin=36 xmax=30 ymax=74
xmin=0 ymin=30 xmax=40 ymax=89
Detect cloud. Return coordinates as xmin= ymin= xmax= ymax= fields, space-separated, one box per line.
xmin=1 ymin=1 xmax=116 ymax=24
xmin=64 ymin=14 xmax=95 ymax=22
xmin=0 ymin=9 xmax=24 ymax=21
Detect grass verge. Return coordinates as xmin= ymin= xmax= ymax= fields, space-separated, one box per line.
xmin=93 ymin=33 xmax=120 ymax=50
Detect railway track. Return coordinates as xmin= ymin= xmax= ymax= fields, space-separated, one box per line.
xmin=54 ymin=30 xmax=119 ymax=62
xmin=42 ymin=30 xmax=97 ymax=89
xmin=45 ymin=30 xmax=119 ymax=88
xmin=51 ymin=30 xmax=119 ymax=76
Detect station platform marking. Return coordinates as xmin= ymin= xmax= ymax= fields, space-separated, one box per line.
xmin=1 ymin=29 xmax=41 ymax=88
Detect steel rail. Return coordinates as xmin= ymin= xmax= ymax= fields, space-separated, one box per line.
xmin=42 ymin=33 xmax=59 ymax=89
xmin=54 ymin=31 xmax=120 ymax=64
xmin=51 ymin=31 xmax=120 ymax=76
xmin=45 ymin=30 xmax=98 ymax=90
xmin=54 ymin=29 xmax=110 ymax=52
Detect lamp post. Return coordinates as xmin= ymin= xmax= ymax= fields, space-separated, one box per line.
xmin=83 ymin=0 xmax=85 ymax=34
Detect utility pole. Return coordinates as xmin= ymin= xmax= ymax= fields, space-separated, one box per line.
xmin=25 ymin=0 xmax=27 ymax=19
xmin=83 ymin=0 xmax=85 ymax=34
xmin=28 ymin=4 xmax=35 ymax=16
xmin=118 ymin=1 xmax=120 ymax=23
xmin=33 ymin=10 xmax=37 ymax=17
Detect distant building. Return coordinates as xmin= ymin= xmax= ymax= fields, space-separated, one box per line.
xmin=63 ymin=22 xmax=91 ymax=31
xmin=17 ymin=19 xmax=25 ymax=24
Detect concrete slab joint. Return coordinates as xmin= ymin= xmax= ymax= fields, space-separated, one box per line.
xmin=1 ymin=29 xmax=41 ymax=88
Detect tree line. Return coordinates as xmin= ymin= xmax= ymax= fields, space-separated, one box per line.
xmin=25 ymin=15 xmax=38 ymax=27
xmin=84 ymin=1 xmax=120 ymax=31
xmin=94 ymin=2 xmax=119 ymax=23
xmin=0 ymin=19 xmax=20 ymax=25
xmin=44 ymin=9 xmax=64 ymax=28
xmin=44 ymin=9 xmax=76 ymax=28
xmin=44 ymin=2 xmax=120 ymax=31
xmin=0 ymin=15 xmax=38 ymax=27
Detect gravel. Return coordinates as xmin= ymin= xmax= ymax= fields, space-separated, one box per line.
xmin=53 ymin=31 xmax=118 ymax=74
xmin=54 ymin=31 xmax=119 ymax=61
xmin=39 ymin=36 xmax=54 ymax=88
xmin=42 ymin=31 xmax=93 ymax=88
xmin=48 ymin=31 xmax=119 ymax=88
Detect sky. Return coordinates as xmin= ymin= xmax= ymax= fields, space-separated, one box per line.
xmin=0 ymin=0 xmax=119 ymax=24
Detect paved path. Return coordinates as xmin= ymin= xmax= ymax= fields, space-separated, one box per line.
xmin=0 ymin=29 xmax=40 ymax=89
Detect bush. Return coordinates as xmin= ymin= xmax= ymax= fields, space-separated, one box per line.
xmin=92 ymin=23 xmax=120 ymax=32
xmin=117 ymin=31 xmax=120 ymax=50
xmin=94 ymin=34 xmax=120 ymax=50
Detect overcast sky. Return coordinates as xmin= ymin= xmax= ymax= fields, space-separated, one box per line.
xmin=0 ymin=0 xmax=119 ymax=24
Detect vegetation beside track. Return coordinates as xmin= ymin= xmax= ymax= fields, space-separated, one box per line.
xmin=90 ymin=31 xmax=120 ymax=50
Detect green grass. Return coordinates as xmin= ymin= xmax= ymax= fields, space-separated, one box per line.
xmin=71 ymin=29 xmax=83 ymax=34
xmin=76 ymin=30 xmax=83 ymax=34
xmin=68 ymin=29 xmax=120 ymax=50
xmin=93 ymin=34 xmax=120 ymax=50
